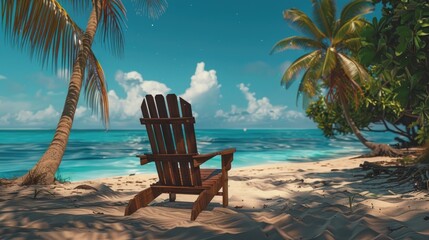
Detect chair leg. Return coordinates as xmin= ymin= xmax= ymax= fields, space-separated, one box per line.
xmin=191 ymin=189 xmax=215 ymax=221
xmin=222 ymin=173 xmax=228 ymax=207
xmin=124 ymin=187 xmax=161 ymax=216
xmin=169 ymin=193 xmax=176 ymax=202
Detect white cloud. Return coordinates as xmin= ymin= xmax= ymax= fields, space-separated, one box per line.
xmin=215 ymin=83 xmax=304 ymax=123
xmin=284 ymin=110 xmax=305 ymax=119
xmin=0 ymin=99 xmax=63 ymax=127
xmin=108 ymin=70 xmax=171 ymax=119
xmin=0 ymin=75 xmax=6 ymax=80
xmin=0 ymin=113 xmax=11 ymax=125
xmin=75 ymin=106 xmax=88 ymax=119
xmin=117 ymin=71 xmax=171 ymax=95
xmin=72 ymin=105 xmax=101 ymax=128
xmin=106 ymin=62 xmax=221 ymax=124
xmin=15 ymin=105 xmax=60 ymax=123
xmin=180 ymin=62 xmax=221 ymax=105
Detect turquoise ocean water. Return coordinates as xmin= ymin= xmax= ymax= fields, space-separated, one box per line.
xmin=0 ymin=129 xmax=395 ymax=181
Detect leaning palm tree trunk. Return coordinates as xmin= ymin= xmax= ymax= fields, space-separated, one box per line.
xmin=18 ymin=6 xmax=101 ymax=185
xmin=340 ymin=97 xmax=401 ymax=157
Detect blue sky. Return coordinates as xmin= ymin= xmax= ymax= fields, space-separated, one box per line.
xmin=0 ymin=0 xmax=379 ymax=129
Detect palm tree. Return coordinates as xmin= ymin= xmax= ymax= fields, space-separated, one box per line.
xmin=1 ymin=0 xmax=168 ymax=185
xmin=271 ymin=0 xmax=400 ymax=156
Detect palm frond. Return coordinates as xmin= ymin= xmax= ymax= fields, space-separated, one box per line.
xmin=270 ymin=36 xmax=324 ymax=54
xmin=97 ymin=0 xmax=126 ymax=58
xmin=312 ymin=0 xmax=336 ymax=37
xmin=84 ymin=50 xmax=109 ymax=128
xmin=281 ymin=50 xmax=322 ymax=88
xmin=340 ymin=0 xmax=373 ymax=25
xmin=283 ymin=9 xmax=325 ymax=40
xmin=132 ymin=0 xmax=168 ymax=19
xmin=302 ymin=67 xmax=321 ymax=97
xmin=336 ymin=53 xmax=368 ymax=102
xmin=337 ymin=53 xmax=369 ymax=83
xmin=333 ymin=17 xmax=367 ymax=46
xmin=325 ymin=54 xmax=369 ymax=104
xmin=321 ymin=47 xmax=337 ymax=77
xmin=297 ymin=67 xmax=320 ymax=107
xmin=1 ymin=0 xmax=82 ymax=72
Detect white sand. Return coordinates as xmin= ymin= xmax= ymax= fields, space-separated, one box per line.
xmin=1 ymin=155 xmax=428 ymax=239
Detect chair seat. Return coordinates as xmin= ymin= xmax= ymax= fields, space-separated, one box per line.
xmin=151 ymin=169 xmax=223 ymax=194
xmin=201 ymin=169 xmax=222 ymax=182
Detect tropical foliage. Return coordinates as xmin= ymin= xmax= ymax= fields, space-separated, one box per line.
xmin=314 ymin=0 xmax=429 ymax=189
xmin=271 ymin=0 xmax=400 ymax=155
xmin=306 ymin=73 xmax=416 ymax=146
xmin=359 ymin=0 xmax=429 ymax=145
xmin=306 ymin=0 xmax=429 ymax=149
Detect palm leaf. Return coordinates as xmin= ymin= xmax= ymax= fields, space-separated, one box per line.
xmin=281 ymin=50 xmax=322 ymax=88
xmin=338 ymin=53 xmax=369 ymax=83
xmin=297 ymin=68 xmax=320 ymax=107
xmin=97 ymin=0 xmax=126 ymax=57
xmin=283 ymin=9 xmax=325 ymax=40
xmin=333 ymin=17 xmax=367 ymax=46
xmin=312 ymin=0 xmax=336 ymax=37
xmin=84 ymin=50 xmax=109 ymax=128
xmin=340 ymin=0 xmax=374 ymax=25
xmin=132 ymin=0 xmax=168 ymax=19
xmin=1 ymin=0 xmax=82 ymax=72
xmin=336 ymin=53 xmax=368 ymax=102
xmin=321 ymin=47 xmax=337 ymax=77
xmin=270 ymin=36 xmax=324 ymax=54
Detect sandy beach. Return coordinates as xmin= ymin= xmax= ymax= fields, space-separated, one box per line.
xmin=1 ymin=155 xmax=428 ymax=240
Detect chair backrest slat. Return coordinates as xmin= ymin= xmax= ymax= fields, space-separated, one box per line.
xmin=180 ymin=98 xmax=198 ymax=153
xmin=145 ymin=95 xmax=173 ymax=185
xmin=155 ymin=95 xmax=181 ymax=185
xmin=141 ymin=99 xmax=165 ymax=184
xmin=166 ymin=95 xmax=187 ymax=153
xmin=180 ymin=98 xmax=201 ymax=185
xmin=165 ymin=94 xmax=192 ymax=186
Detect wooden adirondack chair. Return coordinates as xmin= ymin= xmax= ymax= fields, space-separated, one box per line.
xmin=124 ymin=94 xmax=236 ymax=221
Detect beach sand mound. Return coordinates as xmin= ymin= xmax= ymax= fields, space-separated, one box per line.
xmin=1 ymin=156 xmax=428 ymax=239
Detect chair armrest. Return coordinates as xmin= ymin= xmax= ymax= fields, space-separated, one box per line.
xmin=221 ymin=149 xmax=235 ymax=171
xmin=136 ymin=154 xmax=151 ymax=165
xmin=193 ymin=148 xmax=236 ymax=168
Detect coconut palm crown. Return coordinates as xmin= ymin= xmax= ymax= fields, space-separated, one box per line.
xmin=271 ymin=0 xmax=401 ymax=156
xmin=271 ymin=0 xmax=373 ymax=107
